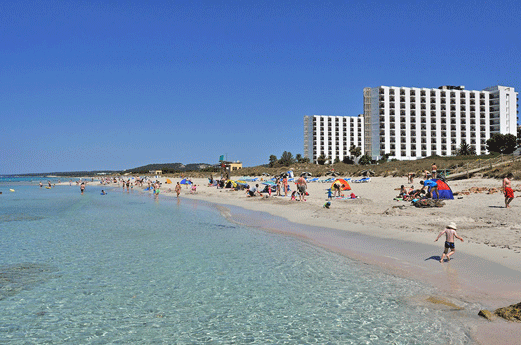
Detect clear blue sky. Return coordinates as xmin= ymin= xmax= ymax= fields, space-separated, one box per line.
xmin=1 ymin=0 xmax=520 ymax=174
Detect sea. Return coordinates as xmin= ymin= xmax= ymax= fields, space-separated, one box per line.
xmin=0 ymin=177 xmax=474 ymax=344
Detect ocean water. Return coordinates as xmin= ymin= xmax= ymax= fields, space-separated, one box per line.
xmin=0 ymin=180 xmax=473 ymax=344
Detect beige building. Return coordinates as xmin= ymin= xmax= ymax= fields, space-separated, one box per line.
xmin=221 ymin=161 xmax=242 ymax=171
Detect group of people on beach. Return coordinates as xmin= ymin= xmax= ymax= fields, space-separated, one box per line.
xmin=246 ymin=174 xmax=308 ymax=201
xmin=36 ymin=165 xmax=517 ymax=267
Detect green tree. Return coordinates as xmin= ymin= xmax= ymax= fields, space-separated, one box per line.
xmin=503 ymin=134 xmax=518 ymax=154
xmin=349 ymin=145 xmax=362 ymax=159
xmin=295 ymin=154 xmax=311 ymax=164
xmin=269 ymin=155 xmax=278 ymax=167
xmin=316 ymin=153 xmax=327 ymax=165
xmin=486 ymin=133 xmax=517 ymax=154
xmin=457 ymin=140 xmax=476 ymax=156
xmin=334 ymin=157 xmax=340 ymax=164
xmin=342 ymin=156 xmax=354 ymax=164
xmin=278 ymin=151 xmax=295 ymax=166
xmin=379 ymin=153 xmax=390 ymax=162
xmin=358 ymin=154 xmax=372 ymax=165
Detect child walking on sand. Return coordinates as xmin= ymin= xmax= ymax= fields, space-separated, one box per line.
xmin=434 ymin=222 xmax=463 ymax=263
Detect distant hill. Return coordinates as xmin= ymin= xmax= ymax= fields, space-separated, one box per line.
xmin=127 ymin=163 xmax=217 ymax=174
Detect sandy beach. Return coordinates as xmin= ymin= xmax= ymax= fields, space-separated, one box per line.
xmin=168 ymin=176 xmax=521 ymax=270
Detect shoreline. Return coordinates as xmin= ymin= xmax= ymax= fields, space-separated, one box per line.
xmin=168 ymin=176 xmax=521 ymax=344
xmin=64 ymin=176 xmax=521 ymax=343
xmin=179 ymin=177 xmax=521 ymax=271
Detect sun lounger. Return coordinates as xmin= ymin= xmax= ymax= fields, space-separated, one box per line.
xmin=353 ymin=177 xmax=371 ymax=183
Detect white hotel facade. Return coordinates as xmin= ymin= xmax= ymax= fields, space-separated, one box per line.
xmin=303 ymin=114 xmax=364 ymax=163
xmin=304 ymin=85 xmax=518 ymax=163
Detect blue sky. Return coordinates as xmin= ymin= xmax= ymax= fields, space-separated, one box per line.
xmin=1 ymin=0 xmax=520 ymax=174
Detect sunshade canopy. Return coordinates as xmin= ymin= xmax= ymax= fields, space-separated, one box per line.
xmin=331 ymin=179 xmax=351 ymax=191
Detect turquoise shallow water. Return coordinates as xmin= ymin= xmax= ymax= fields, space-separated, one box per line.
xmin=0 ymin=181 xmax=473 ymax=344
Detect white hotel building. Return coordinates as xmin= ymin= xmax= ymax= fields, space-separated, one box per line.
xmin=304 ymin=85 xmax=518 ymax=163
xmin=364 ymin=85 xmax=518 ymax=160
xmin=304 ymin=114 xmax=364 ymax=163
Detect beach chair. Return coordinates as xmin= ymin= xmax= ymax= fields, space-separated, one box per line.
xmin=353 ymin=177 xmax=371 ymax=183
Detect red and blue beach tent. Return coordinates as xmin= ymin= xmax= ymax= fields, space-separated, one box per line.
xmin=429 ymin=179 xmax=454 ymax=200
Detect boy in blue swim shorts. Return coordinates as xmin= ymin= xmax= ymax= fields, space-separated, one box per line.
xmin=434 ymin=222 xmax=464 ymax=263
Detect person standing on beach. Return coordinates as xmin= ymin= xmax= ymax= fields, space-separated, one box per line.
xmin=283 ymin=176 xmax=288 ymax=197
xmin=296 ymin=175 xmax=307 ymax=201
xmin=333 ymin=180 xmax=344 ymax=197
xmin=503 ymin=173 xmax=514 ymax=208
xmin=435 ymin=222 xmax=463 ymax=263
xmin=174 ymin=182 xmax=181 ymax=197
xmin=408 ymin=173 xmax=414 ymax=184
xmin=431 ymin=163 xmax=437 ymax=179
xmin=275 ymin=177 xmax=281 ymax=196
